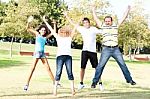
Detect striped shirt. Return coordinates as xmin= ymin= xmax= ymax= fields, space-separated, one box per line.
xmin=101 ymin=24 xmax=118 ymax=46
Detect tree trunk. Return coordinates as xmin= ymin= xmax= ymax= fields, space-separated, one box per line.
xmin=123 ymin=42 xmax=129 ymax=55
xmin=128 ymin=45 xmax=132 ymax=61
xmin=133 ymin=47 xmax=137 ymax=60
xmin=10 ymin=36 xmax=14 ymax=58
xmin=136 ymin=46 xmax=140 ymax=54
xmin=19 ymin=38 xmax=23 ymax=52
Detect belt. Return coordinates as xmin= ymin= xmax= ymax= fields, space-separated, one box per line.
xmin=102 ymin=45 xmax=118 ymax=48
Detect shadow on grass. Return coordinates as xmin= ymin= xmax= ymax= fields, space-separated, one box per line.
xmin=109 ymin=60 xmax=150 ymax=64
xmin=47 ymin=55 xmax=80 ymax=61
xmin=0 ymin=50 xmax=18 ymax=55
xmin=1 ymin=87 xmax=150 ymax=99
xmin=0 ymin=59 xmax=24 ymax=68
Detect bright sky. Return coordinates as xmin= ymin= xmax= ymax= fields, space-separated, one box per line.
xmin=64 ymin=0 xmax=150 ymax=19
xmin=106 ymin=0 xmax=150 ymax=19
xmin=1 ymin=0 xmax=150 ymax=19
xmin=63 ymin=0 xmax=150 ymax=26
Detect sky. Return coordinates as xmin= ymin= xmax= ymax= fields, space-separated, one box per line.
xmin=1 ymin=0 xmax=150 ymax=19
xmin=106 ymin=0 xmax=150 ymax=19
xmin=63 ymin=0 xmax=150 ymax=25
xmin=64 ymin=0 xmax=150 ymax=19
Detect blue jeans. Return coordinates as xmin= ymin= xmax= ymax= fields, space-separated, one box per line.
xmin=93 ymin=46 xmax=133 ymax=84
xmin=55 ymin=55 xmax=74 ymax=81
xmin=34 ymin=51 xmax=45 ymax=58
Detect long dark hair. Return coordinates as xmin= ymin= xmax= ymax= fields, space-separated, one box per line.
xmin=36 ymin=24 xmax=50 ymax=37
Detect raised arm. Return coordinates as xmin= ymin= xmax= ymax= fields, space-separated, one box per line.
xmin=70 ymin=24 xmax=78 ymax=38
xmin=42 ymin=16 xmax=57 ymax=38
xmin=118 ymin=5 xmax=131 ymax=26
xmin=92 ymin=6 xmax=102 ymax=28
xmin=63 ymin=11 xmax=77 ymax=26
xmin=26 ymin=16 xmax=39 ymax=36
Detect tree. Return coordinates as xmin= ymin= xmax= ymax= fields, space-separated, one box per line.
xmin=118 ymin=1 xmax=149 ymax=57
xmin=64 ymin=0 xmax=110 ymax=46
xmin=0 ymin=0 xmax=67 ymax=58
xmin=0 ymin=0 xmax=39 ymax=58
xmin=28 ymin=0 xmax=67 ymax=28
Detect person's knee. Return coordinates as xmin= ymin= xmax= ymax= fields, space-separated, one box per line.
xmin=81 ymin=68 xmax=85 ymax=72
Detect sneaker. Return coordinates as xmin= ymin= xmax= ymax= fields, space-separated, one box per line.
xmin=57 ymin=83 xmax=62 ymax=88
xmin=78 ymin=84 xmax=85 ymax=90
xmin=24 ymin=85 xmax=28 ymax=91
xmin=99 ymin=83 xmax=104 ymax=91
xmin=127 ymin=80 xmax=136 ymax=85
xmin=91 ymin=82 xmax=96 ymax=88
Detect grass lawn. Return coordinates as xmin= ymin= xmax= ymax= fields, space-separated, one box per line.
xmin=0 ymin=42 xmax=150 ymax=99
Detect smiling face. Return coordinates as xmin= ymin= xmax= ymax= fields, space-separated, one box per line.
xmin=82 ymin=18 xmax=90 ymax=28
xmin=83 ymin=20 xmax=90 ymax=28
xmin=39 ymin=27 xmax=46 ymax=36
xmin=104 ymin=16 xmax=113 ymax=26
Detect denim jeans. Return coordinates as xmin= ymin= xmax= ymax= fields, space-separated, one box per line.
xmin=34 ymin=51 xmax=45 ymax=58
xmin=93 ymin=46 xmax=133 ymax=84
xmin=55 ymin=55 xmax=74 ymax=81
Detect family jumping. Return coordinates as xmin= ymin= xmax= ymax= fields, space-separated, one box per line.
xmin=24 ymin=5 xmax=136 ymax=96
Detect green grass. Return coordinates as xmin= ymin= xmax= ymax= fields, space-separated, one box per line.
xmin=0 ymin=59 xmax=24 ymax=68
xmin=0 ymin=42 xmax=150 ymax=99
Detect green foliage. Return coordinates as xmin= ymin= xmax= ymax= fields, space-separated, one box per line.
xmin=65 ymin=0 xmax=110 ymax=45
xmin=118 ymin=2 xmax=150 ymax=55
xmin=0 ymin=0 xmax=67 ymax=38
xmin=28 ymin=0 xmax=67 ymax=28
xmin=0 ymin=0 xmax=40 ymax=38
xmin=0 ymin=1 xmax=6 ymax=24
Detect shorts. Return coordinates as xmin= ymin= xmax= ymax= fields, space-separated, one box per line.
xmin=81 ymin=51 xmax=98 ymax=69
xmin=34 ymin=51 xmax=46 ymax=58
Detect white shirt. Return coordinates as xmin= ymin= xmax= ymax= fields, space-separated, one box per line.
xmin=77 ymin=26 xmax=102 ymax=52
xmin=56 ymin=36 xmax=72 ymax=56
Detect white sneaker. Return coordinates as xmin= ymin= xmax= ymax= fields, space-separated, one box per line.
xmin=24 ymin=85 xmax=28 ymax=91
xmin=99 ymin=84 xmax=104 ymax=91
xmin=78 ymin=84 xmax=85 ymax=90
xmin=57 ymin=83 xmax=62 ymax=88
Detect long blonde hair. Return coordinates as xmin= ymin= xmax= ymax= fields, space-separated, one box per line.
xmin=58 ymin=26 xmax=72 ymax=37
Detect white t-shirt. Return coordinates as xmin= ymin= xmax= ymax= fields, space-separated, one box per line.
xmin=77 ymin=26 xmax=102 ymax=52
xmin=56 ymin=36 xmax=72 ymax=56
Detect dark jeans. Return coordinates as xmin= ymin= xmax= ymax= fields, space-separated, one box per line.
xmin=55 ymin=55 xmax=74 ymax=81
xmin=93 ymin=46 xmax=133 ymax=84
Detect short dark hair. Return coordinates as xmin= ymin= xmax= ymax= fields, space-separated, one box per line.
xmin=104 ymin=16 xmax=113 ymax=21
xmin=36 ymin=24 xmax=49 ymax=37
xmin=82 ymin=17 xmax=90 ymax=23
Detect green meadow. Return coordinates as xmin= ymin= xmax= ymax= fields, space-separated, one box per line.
xmin=0 ymin=42 xmax=150 ymax=99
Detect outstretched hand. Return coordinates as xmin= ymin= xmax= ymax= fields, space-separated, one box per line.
xmin=127 ymin=5 xmax=131 ymax=11
xmin=91 ymin=4 xmax=96 ymax=11
xmin=63 ymin=11 xmax=68 ymax=17
xmin=42 ymin=15 xmax=47 ymax=22
xmin=27 ymin=16 xmax=34 ymax=23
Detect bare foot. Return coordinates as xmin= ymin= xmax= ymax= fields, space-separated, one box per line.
xmin=53 ymin=85 xmax=57 ymax=96
xmin=71 ymin=89 xmax=76 ymax=96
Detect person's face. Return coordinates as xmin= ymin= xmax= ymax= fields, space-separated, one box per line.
xmin=104 ymin=18 xmax=113 ymax=26
xmin=83 ymin=20 xmax=90 ymax=28
xmin=39 ymin=27 xmax=46 ymax=36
